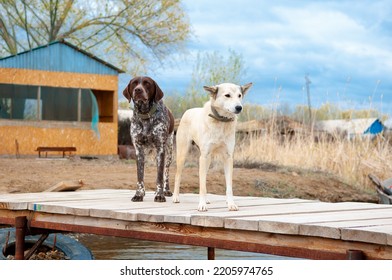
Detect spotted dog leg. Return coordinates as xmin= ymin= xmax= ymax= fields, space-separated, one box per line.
xmin=154 ymin=145 xmax=166 ymax=202
xmin=163 ymin=133 xmax=173 ymax=197
xmin=132 ymin=146 xmax=146 ymax=202
xmin=132 ymin=182 xmax=145 ymax=201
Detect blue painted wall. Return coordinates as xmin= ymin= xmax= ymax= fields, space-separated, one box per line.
xmin=0 ymin=41 xmax=123 ymax=76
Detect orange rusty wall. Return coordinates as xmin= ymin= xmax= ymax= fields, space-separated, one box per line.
xmin=0 ymin=68 xmax=118 ymax=90
xmin=0 ymin=122 xmax=117 ymax=156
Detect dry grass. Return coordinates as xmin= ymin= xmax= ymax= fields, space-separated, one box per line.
xmin=234 ymin=125 xmax=392 ymax=192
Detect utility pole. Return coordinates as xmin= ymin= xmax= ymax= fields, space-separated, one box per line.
xmin=305 ymin=75 xmax=312 ymax=123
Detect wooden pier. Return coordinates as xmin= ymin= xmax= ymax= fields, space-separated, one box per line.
xmin=1 ymin=189 xmax=392 ymax=260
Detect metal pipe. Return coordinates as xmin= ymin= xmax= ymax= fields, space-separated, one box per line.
xmin=208 ymin=247 xmax=215 ymax=260
xmin=346 ymin=249 xmax=365 ymax=260
xmin=15 ymin=216 xmax=27 ymax=260
xmin=24 ymin=233 xmax=49 ymax=260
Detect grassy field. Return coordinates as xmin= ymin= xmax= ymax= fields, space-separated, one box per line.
xmin=234 ymin=120 xmax=392 ymax=193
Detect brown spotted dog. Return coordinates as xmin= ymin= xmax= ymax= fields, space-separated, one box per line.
xmin=123 ymin=76 xmax=174 ymax=202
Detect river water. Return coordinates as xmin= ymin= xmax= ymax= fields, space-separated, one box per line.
xmin=75 ymin=234 xmax=296 ymax=260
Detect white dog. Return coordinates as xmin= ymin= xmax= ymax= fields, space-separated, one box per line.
xmin=172 ymin=82 xmax=252 ymax=211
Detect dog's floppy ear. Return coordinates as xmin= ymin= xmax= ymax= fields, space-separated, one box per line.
xmin=203 ymin=85 xmax=219 ymax=99
xmin=153 ymin=79 xmax=164 ymax=102
xmin=123 ymin=77 xmax=139 ymax=102
xmin=123 ymin=83 xmax=132 ymax=102
xmin=241 ymin=83 xmax=253 ymax=96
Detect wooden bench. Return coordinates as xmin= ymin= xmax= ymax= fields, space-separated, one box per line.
xmin=36 ymin=147 xmax=77 ymax=158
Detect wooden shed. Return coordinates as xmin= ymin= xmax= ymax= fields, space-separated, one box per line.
xmin=0 ymin=40 xmax=124 ymax=157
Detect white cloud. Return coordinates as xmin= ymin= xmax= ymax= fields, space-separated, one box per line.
xmin=155 ymin=0 xmax=392 ymax=116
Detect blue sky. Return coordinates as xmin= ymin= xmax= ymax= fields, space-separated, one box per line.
xmin=119 ymin=0 xmax=392 ymax=118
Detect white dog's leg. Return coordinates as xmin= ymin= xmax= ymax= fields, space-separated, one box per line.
xmin=173 ymin=158 xmax=184 ymax=203
xmin=224 ymin=156 xmax=238 ymax=211
xmin=198 ymin=154 xmax=211 ymax=211
xmin=172 ymin=132 xmax=190 ymax=203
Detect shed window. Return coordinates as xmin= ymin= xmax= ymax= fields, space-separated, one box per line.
xmin=0 ymin=84 xmax=38 ymax=120
xmin=41 ymin=87 xmax=79 ymax=121
xmin=0 ymin=84 xmax=105 ymax=124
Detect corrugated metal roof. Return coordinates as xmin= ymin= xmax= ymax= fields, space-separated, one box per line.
xmin=0 ymin=40 xmax=124 ymax=75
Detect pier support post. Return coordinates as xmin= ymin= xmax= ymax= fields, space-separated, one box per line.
xmin=15 ymin=216 xmax=27 ymax=260
xmin=208 ymin=247 xmax=215 ymax=260
xmin=346 ymin=249 xmax=365 ymax=260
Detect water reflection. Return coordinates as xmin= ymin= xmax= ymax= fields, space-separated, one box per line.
xmin=73 ymin=234 xmax=294 ymax=260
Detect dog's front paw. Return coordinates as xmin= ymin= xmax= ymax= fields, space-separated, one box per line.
xmin=228 ymin=203 xmax=239 ymax=211
xmin=227 ymin=200 xmax=239 ymax=211
xmin=131 ymin=194 xmax=144 ymax=202
xmin=132 ymin=183 xmax=145 ymax=202
xmin=198 ymin=202 xmax=208 ymax=212
xmin=154 ymin=194 xmax=166 ymax=202
xmin=172 ymin=195 xmax=180 ymax=203
xmin=164 ymin=190 xmax=173 ymax=197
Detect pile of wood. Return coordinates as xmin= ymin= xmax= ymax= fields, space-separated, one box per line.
xmin=237 ymin=116 xmax=307 ymax=139
xmin=368 ymin=174 xmax=392 ymax=204
xmin=7 ymin=247 xmax=67 ymax=260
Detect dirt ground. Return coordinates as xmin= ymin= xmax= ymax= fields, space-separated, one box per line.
xmin=0 ymin=156 xmax=378 ymax=203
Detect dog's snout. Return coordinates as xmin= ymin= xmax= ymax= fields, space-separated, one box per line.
xmin=133 ymin=86 xmax=148 ymax=102
xmin=235 ymin=105 xmax=243 ymax=113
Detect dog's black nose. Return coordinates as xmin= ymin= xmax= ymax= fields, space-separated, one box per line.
xmin=235 ymin=105 xmax=243 ymax=113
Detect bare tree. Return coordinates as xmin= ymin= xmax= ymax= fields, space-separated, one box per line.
xmin=0 ymin=0 xmax=191 ymax=73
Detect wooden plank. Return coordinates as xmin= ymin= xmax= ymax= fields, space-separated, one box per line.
xmin=0 ymin=201 xmax=28 ymax=210
xmin=27 ymin=211 xmax=392 ymax=260
xmin=0 ymin=190 xmax=308 ymax=211
xmin=7 ymin=190 xmax=130 ymax=214
xmin=187 ymin=198 xmax=316 ymax=227
xmin=261 ymin=207 xmax=392 ymax=236
xmin=188 ymin=198 xmax=317 ymax=228
xmin=89 ymin=194 xmax=311 ymax=223
xmin=0 ymin=209 xmax=32 ymax=225
xmin=43 ymin=180 xmax=84 ymax=192
xmin=109 ymin=193 xmax=237 ymax=223
xmin=27 ymin=192 xmax=136 ymax=216
xmin=104 ymin=193 xmax=206 ymax=222
xmin=2 ymin=189 xmax=392 ymax=249
xmin=0 ymin=189 xmax=132 ymax=210
xmin=341 ymin=225 xmax=392 ymax=245
xmin=87 ymin=192 xmax=202 ymax=221
xmin=225 ymin=203 xmax=391 ymax=236
xmin=0 ymin=189 xmax=131 ymax=202
xmin=29 ymin=202 xmax=90 ymax=216
xmin=2 ymin=190 xmax=392 ymax=258
xmin=28 ymin=198 xmax=131 ymax=216
xmin=193 ymin=201 xmax=391 ymax=229
xmin=36 ymin=147 xmax=77 ymax=152
xmin=299 ymin=216 xmax=392 ymax=240
xmin=92 ymin=195 xmax=290 ymax=222
xmin=88 ymin=192 xmax=192 ymax=220
xmin=137 ymin=195 xmax=208 ymax=224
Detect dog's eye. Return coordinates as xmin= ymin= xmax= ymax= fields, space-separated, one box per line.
xmin=238 ymin=94 xmax=242 ymax=98
xmin=225 ymin=94 xmax=230 ymax=98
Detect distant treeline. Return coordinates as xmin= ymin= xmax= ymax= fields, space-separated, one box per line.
xmin=119 ymin=98 xmax=386 ymax=123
